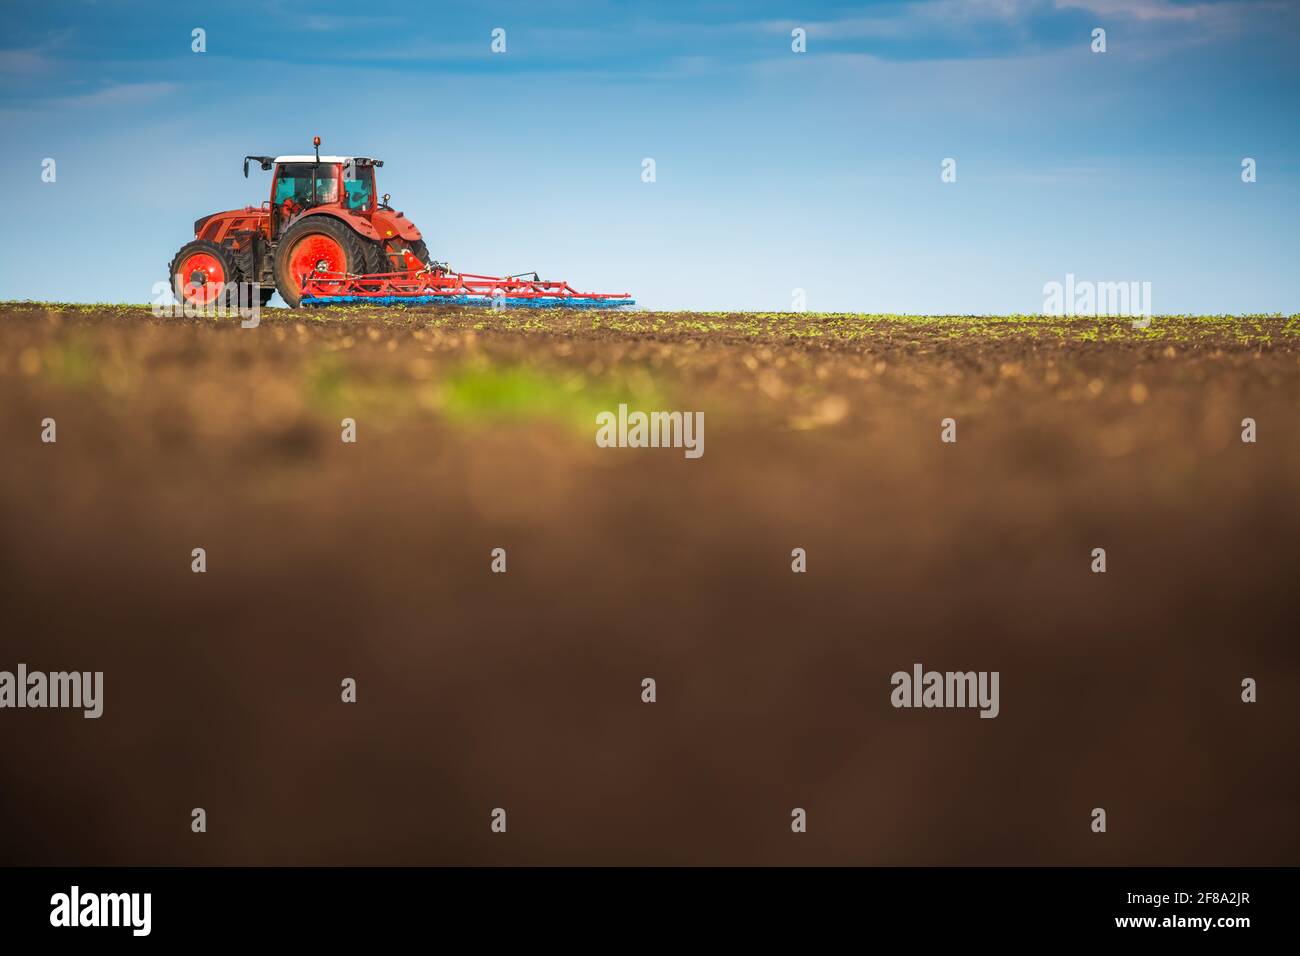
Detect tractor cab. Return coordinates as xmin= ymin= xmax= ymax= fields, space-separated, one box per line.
xmin=269 ymin=157 xmax=379 ymax=209
xmin=244 ymin=138 xmax=384 ymax=237
xmin=272 ymin=159 xmax=343 ymax=208
xmin=264 ymin=156 xmax=381 ymax=237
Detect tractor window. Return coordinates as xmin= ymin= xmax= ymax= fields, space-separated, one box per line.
xmin=273 ymin=163 xmax=340 ymax=207
xmin=343 ymin=162 xmax=375 ymax=211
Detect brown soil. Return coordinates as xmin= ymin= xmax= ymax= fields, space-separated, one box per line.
xmin=1 ymin=304 xmax=1297 ymax=865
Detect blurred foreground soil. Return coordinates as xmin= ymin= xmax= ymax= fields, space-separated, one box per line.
xmin=1 ymin=304 xmax=1298 ymax=865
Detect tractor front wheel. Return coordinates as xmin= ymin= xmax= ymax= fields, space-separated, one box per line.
xmin=168 ymin=240 xmax=241 ymax=310
xmin=273 ymin=216 xmax=372 ymax=308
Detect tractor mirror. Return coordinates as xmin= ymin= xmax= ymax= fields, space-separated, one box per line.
xmin=243 ymin=158 xmax=249 ymax=178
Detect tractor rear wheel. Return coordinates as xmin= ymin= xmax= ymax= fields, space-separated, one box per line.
xmin=408 ymin=240 xmax=431 ymax=268
xmin=375 ymin=237 xmax=430 ymax=274
xmin=273 ymin=216 xmax=372 ymax=307
xmin=168 ymin=240 xmax=241 ymax=311
xmin=362 ymin=241 xmax=388 ymax=276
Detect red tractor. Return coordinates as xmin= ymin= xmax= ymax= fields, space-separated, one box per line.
xmin=168 ymin=137 xmax=430 ymax=309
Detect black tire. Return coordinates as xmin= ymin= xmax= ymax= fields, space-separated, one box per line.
xmin=167 ymin=239 xmax=242 ymax=311
xmin=258 ymin=286 xmax=276 ymax=308
xmin=361 ymin=240 xmax=388 ymax=276
xmin=373 ymin=237 xmax=430 ymax=274
xmin=408 ymin=239 xmax=431 ymax=268
xmin=273 ymin=216 xmax=373 ymax=308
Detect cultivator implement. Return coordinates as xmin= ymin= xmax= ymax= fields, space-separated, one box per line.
xmin=299 ymin=266 xmax=635 ymax=309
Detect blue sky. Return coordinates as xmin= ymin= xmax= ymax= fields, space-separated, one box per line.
xmin=2 ymin=0 xmax=1297 ymax=312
